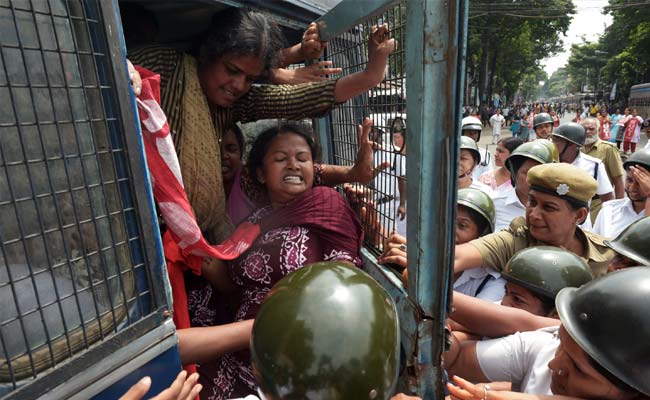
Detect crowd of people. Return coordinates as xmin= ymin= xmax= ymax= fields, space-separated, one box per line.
xmin=120 ymin=7 xmax=650 ymax=400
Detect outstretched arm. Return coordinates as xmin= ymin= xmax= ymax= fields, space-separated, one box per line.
xmin=177 ymin=320 xmax=254 ymax=364
xmin=333 ymin=24 xmax=395 ymax=103
xmin=450 ymin=291 xmax=559 ymax=338
xmin=320 ymin=118 xmax=389 ymax=186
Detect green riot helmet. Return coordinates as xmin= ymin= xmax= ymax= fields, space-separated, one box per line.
xmin=461 ymin=115 xmax=483 ymax=142
xmin=552 ymin=122 xmax=586 ymax=147
xmin=460 ymin=135 xmax=481 ymax=166
xmin=623 ymin=148 xmax=650 ymax=172
xmin=504 ymin=139 xmax=558 ymax=186
xmin=251 ymin=261 xmax=400 ymax=400
xmin=556 ymin=268 xmax=650 ymax=397
xmin=604 ymin=216 xmax=650 ymax=266
xmin=457 ymin=188 xmax=495 ymax=236
xmin=502 ymin=246 xmax=593 ymax=301
xmin=533 ymin=112 xmax=553 ymax=129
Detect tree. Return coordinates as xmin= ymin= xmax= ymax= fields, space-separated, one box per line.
xmin=466 ymin=0 xmax=575 ymax=104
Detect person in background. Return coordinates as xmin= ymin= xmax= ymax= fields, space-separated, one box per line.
xmin=461 ymin=116 xmax=493 ymax=180
xmin=532 ymin=113 xmax=554 ymax=140
xmin=479 ymin=137 xmax=524 ymax=193
xmin=550 ymin=109 xmax=560 ymax=128
xmin=489 ymin=108 xmax=505 ymax=145
xmin=623 ymin=108 xmax=644 ymax=155
xmin=580 ymin=117 xmax=625 ymax=222
xmin=609 ymin=108 xmax=621 ymax=145
xmin=617 ymin=107 xmax=633 ymax=152
xmin=552 ymin=122 xmax=614 ymax=227
xmin=458 ymin=137 xmax=493 ymax=194
xmin=598 ymin=108 xmax=612 ymax=141
xmin=593 ymin=150 xmax=650 ymax=238
xmin=520 ymin=112 xmax=531 ymax=141
xmin=511 ymin=110 xmax=522 ymax=138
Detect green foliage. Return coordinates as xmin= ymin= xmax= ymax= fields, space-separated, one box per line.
xmin=466 ymin=0 xmax=575 ymax=103
xmin=565 ymin=0 xmax=650 ymax=103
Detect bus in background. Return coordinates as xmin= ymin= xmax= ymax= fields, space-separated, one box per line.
xmin=629 ymin=83 xmax=650 ymax=117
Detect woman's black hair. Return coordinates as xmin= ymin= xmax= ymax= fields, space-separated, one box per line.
xmin=199 ymin=8 xmax=285 ymax=75
xmin=498 ymin=136 xmax=524 ymax=154
xmin=225 ymin=124 xmax=245 ymax=160
xmin=248 ymin=123 xmax=318 ymax=184
xmin=458 ymin=204 xmax=490 ymax=238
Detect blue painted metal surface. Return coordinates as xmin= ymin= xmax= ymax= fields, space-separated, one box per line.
xmin=111 ymin=0 xmax=173 ymax=311
xmin=315 ymin=0 xmax=400 ymax=41
xmin=404 ymin=0 xmax=468 ymax=397
xmin=91 ymin=345 xmax=181 ymax=400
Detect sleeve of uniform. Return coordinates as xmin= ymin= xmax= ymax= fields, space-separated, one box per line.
xmin=605 ymin=146 xmax=624 ymax=178
xmin=468 ymin=229 xmax=518 ymax=272
xmin=476 ymin=331 xmax=551 ymax=384
xmin=595 ymin=161 xmax=614 ymax=195
xmin=233 ymin=80 xmax=337 ymax=123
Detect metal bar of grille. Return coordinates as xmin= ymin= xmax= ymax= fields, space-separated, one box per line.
xmin=321 ymin=5 xmax=407 ymax=252
xmin=0 ymin=0 xmax=157 ymax=391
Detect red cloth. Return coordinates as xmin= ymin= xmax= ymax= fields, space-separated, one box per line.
xmin=135 ymin=67 xmax=261 ymax=374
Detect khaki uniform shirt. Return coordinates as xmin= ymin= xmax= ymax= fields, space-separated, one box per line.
xmin=581 ymin=139 xmax=624 ymax=221
xmin=470 ymin=217 xmax=614 ymax=277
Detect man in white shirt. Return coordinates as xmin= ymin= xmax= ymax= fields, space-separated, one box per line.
xmin=493 ymin=140 xmax=558 ymax=231
xmin=551 ymin=123 xmax=614 ymax=228
xmin=489 ymin=109 xmax=505 ymax=144
xmin=593 ymin=148 xmax=650 ymax=238
xmin=461 ymin=115 xmax=493 ymax=180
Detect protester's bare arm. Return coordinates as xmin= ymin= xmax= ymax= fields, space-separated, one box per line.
xmin=270 ymin=62 xmax=342 ymax=84
xmin=450 ymin=292 xmax=559 ymax=338
xmin=177 ymin=320 xmax=254 ymax=364
xmin=334 ymin=24 xmax=395 ymax=102
xmin=320 ymin=118 xmax=389 ymax=186
xmin=282 ymin=22 xmax=326 ymax=66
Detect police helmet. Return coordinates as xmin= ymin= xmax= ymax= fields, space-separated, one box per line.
xmin=604 ymin=216 xmax=650 ymax=267
xmin=458 ymin=188 xmax=495 ymax=236
xmin=461 ymin=116 xmax=483 ymax=141
xmin=553 ymin=122 xmax=586 ymax=147
xmin=533 ymin=112 xmax=554 ymax=129
xmin=460 ymin=136 xmax=481 ymax=166
xmin=502 ymin=246 xmax=593 ymax=301
xmin=251 ymin=261 xmax=400 ymax=400
xmin=556 ymin=268 xmax=650 ymax=396
xmin=623 ymin=148 xmax=650 ymax=172
xmin=504 ymin=139 xmax=558 ymax=186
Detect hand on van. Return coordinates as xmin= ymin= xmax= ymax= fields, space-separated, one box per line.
xmin=127 ymin=59 xmax=141 ymax=96
xmin=119 ymin=371 xmax=201 ymax=400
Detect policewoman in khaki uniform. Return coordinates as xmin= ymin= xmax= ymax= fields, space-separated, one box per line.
xmin=454 ymin=163 xmax=615 ymax=278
